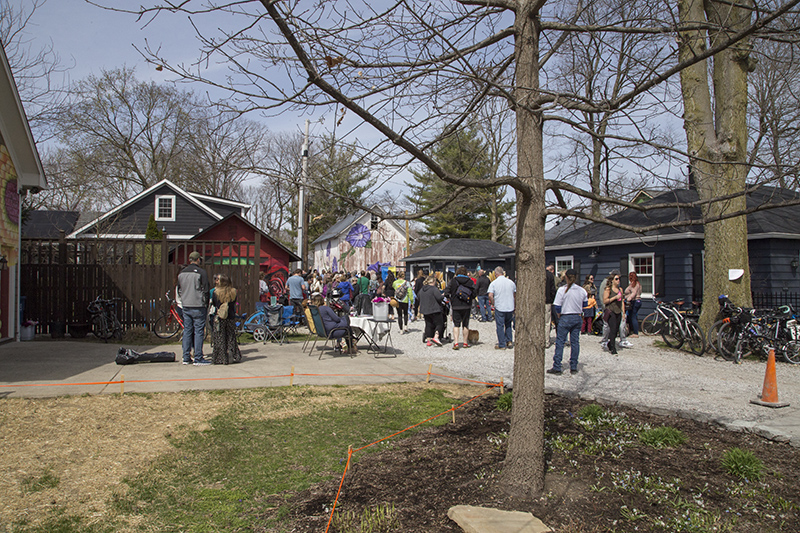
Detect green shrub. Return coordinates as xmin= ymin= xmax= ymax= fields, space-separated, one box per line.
xmin=577 ymin=403 xmax=604 ymax=422
xmin=722 ymin=448 xmax=764 ymax=481
xmin=496 ymin=392 xmax=512 ymax=411
xmin=640 ymin=426 xmax=687 ymax=448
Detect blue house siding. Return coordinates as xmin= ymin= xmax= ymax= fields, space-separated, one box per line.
xmin=199 ymin=199 xmax=242 ymax=219
xmin=750 ymin=239 xmax=800 ymax=294
xmin=104 ymin=187 xmax=217 ymax=236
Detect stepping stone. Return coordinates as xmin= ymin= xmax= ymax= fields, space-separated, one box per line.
xmin=448 ymin=505 xmax=552 ymax=533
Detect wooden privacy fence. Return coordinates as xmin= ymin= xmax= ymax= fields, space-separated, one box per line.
xmin=21 ymin=235 xmax=262 ymax=334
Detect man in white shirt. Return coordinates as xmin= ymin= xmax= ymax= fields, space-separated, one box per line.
xmin=547 ymin=269 xmax=589 ymax=375
xmin=487 ymin=267 xmax=516 ymax=349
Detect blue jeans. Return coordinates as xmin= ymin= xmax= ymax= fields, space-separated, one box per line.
xmin=495 ymin=309 xmax=514 ymax=348
xmin=627 ymin=299 xmax=642 ymax=334
xmin=552 ymin=314 xmax=582 ymax=372
xmin=182 ymin=307 xmax=207 ymax=362
xmin=477 ymin=294 xmax=491 ymax=321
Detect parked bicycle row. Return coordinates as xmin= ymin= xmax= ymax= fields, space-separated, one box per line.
xmin=640 ymin=295 xmax=800 ymax=364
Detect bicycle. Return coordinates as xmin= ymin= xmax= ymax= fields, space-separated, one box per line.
xmin=717 ymin=305 xmax=800 ymax=364
xmin=87 ymin=296 xmax=124 ymax=342
xmin=641 ymin=298 xmax=700 ymax=336
xmin=153 ymin=295 xmax=184 ymax=339
xmin=655 ymin=299 xmax=705 ymax=355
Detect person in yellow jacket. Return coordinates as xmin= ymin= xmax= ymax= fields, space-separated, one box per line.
xmin=393 ymin=275 xmax=413 ymax=334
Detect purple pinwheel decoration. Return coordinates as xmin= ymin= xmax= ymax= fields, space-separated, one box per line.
xmin=345 ymin=223 xmax=371 ymax=248
xmin=326 ymin=241 xmax=331 ymax=257
xmin=332 ymin=256 xmax=338 ymax=273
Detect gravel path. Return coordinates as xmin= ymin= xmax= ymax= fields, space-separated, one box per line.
xmin=388 ymin=316 xmax=800 ymax=446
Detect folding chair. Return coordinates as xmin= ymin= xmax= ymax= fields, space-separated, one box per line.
xmin=282 ymin=305 xmax=301 ymax=336
xmin=254 ymin=304 xmax=285 ymax=345
xmin=307 ymin=305 xmax=354 ymax=359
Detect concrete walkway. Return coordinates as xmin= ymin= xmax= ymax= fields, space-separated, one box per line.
xmin=0 ymin=335 xmax=456 ymax=398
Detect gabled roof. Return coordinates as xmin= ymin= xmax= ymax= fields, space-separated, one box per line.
xmin=22 ymin=210 xmax=80 ymax=239
xmin=68 ymin=179 xmax=250 ymax=238
xmin=311 ymin=209 xmax=406 ymax=245
xmin=402 ymin=238 xmax=514 ymax=262
xmin=546 ymin=186 xmax=800 ymax=250
xmin=192 ymin=213 xmax=301 ymax=262
xmin=0 ymin=43 xmax=46 ymax=191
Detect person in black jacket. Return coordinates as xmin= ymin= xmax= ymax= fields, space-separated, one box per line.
xmin=446 ymin=266 xmax=476 ymax=350
xmin=546 ymin=263 xmax=557 ymax=347
xmin=412 ymin=270 xmax=427 ymax=321
xmin=476 ymin=269 xmax=492 ymax=322
xmin=418 ymin=275 xmax=444 ymax=346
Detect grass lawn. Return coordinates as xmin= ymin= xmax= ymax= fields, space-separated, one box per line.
xmin=4 ymin=383 xmax=482 ymax=532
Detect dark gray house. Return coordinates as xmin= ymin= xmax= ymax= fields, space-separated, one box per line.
xmin=22 ymin=210 xmax=80 ymax=239
xmin=545 ymin=186 xmax=800 ymax=313
xmin=69 ymin=180 xmax=250 ymax=239
xmin=402 ymin=238 xmax=515 ymax=279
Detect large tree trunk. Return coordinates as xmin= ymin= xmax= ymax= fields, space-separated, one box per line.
xmin=678 ymin=0 xmax=753 ymax=330
xmin=500 ymin=0 xmax=547 ymax=498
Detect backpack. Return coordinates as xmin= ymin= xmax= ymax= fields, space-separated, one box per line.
xmin=456 ymin=283 xmax=473 ymax=302
xmin=217 ymin=301 xmax=229 ymax=319
xmin=395 ymin=281 xmax=409 ymax=297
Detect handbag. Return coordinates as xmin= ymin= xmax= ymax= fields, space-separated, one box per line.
xmin=389 ymin=297 xmax=399 ymax=308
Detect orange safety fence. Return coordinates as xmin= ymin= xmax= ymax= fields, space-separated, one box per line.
xmin=324 ymin=381 xmax=503 ymax=533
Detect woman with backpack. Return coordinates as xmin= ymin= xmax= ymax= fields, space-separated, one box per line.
xmin=392 ymin=273 xmax=413 ymax=334
xmin=446 ymin=266 xmax=476 ymax=350
xmin=211 ymin=274 xmax=242 ymax=365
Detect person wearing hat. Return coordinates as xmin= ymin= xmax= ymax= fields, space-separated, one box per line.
xmin=177 ymin=251 xmax=212 ymax=365
xmin=547 ymin=268 xmax=588 ymax=375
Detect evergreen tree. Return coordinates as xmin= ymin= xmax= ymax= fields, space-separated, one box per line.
xmin=409 ymin=127 xmax=513 ymax=243
xmin=305 ymin=135 xmax=374 ymax=244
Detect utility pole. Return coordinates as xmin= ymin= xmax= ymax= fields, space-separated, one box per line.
xmin=297 ymin=119 xmax=310 ymax=269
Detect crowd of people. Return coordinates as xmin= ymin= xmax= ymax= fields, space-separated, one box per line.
xmin=547 ymin=263 xmax=644 ymax=375
xmin=175 ymin=253 xmax=642 ymax=375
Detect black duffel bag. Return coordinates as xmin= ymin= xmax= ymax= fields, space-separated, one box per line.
xmin=115 ymin=347 xmax=176 ymax=365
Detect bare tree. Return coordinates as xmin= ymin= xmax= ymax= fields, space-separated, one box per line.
xmin=123 ymin=0 xmax=800 ymax=498
xmin=0 ymin=0 xmax=70 ymax=142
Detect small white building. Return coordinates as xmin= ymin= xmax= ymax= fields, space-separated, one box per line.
xmin=312 ymin=211 xmax=409 ymax=273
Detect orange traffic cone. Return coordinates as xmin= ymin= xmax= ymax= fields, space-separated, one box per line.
xmin=750 ymin=348 xmax=789 ymax=408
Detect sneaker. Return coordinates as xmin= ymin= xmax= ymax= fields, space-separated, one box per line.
xmin=431 ymin=337 xmax=442 ymax=346
xmin=193 ymin=359 xmax=211 ymax=366
xmin=427 ymin=340 xmax=432 ymax=347
xmin=182 ymin=360 xmax=192 ymax=365
xmin=507 ymin=342 xmax=514 ymax=348
xmin=570 ymin=369 xmax=579 ymax=375
xmin=453 ymin=343 xmax=460 ymax=350
xmin=495 ymin=345 xmax=505 ymax=350
xmin=546 ymin=368 xmax=563 ymax=375
xmin=620 ymin=340 xmax=633 ymax=348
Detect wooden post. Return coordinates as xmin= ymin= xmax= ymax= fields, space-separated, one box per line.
xmin=426 ymin=364 xmax=432 ymax=383
xmin=451 ymin=405 xmax=455 ymax=423
xmin=290 ymin=365 xmax=295 ymax=386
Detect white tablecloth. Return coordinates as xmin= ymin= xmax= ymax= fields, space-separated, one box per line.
xmin=350 ymin=316 xmax=391 ymax=340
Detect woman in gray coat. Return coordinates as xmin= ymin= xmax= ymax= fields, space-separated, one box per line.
xmin=417 ymin=275 xmax=445 ymax=346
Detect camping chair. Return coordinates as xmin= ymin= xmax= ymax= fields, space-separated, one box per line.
xmin=306 ymin=305 xmax=354 ymax=359
xmin=282 ymin=305 xmax=301 ymax=336
xmin=302 ymin=306 xmax=318 ymax=353
xmin=256 ymin=304 xmax=285 ymax=345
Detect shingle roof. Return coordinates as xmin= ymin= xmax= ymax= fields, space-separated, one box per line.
xmin=22 ymin=210 xmax=80 ymax=239
xmin=546 ymin=186 xmax=800 ymax=249
xmin=402 ymin=238 xmax=514 ymax=261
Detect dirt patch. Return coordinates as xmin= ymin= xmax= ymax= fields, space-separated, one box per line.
xmin=276 ymin=394 xmax=800 ymax=532
xmin=0 ymin=383 xmax=476 ymax=529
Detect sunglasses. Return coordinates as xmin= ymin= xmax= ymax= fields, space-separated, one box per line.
xmin=614 ymin=277 xmax=620 ymax=280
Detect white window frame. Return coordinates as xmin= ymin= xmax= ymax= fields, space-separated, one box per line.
xmin=155 ymin=195 xmax=176 ymax=222
xmin=629 ymin=252 xmax=655 ymax=298
xmin=555 ymin=255 xmax=573 ymax=275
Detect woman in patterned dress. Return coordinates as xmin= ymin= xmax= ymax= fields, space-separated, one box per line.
xmin=211 ymin=274 xmax=242 ymax=364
